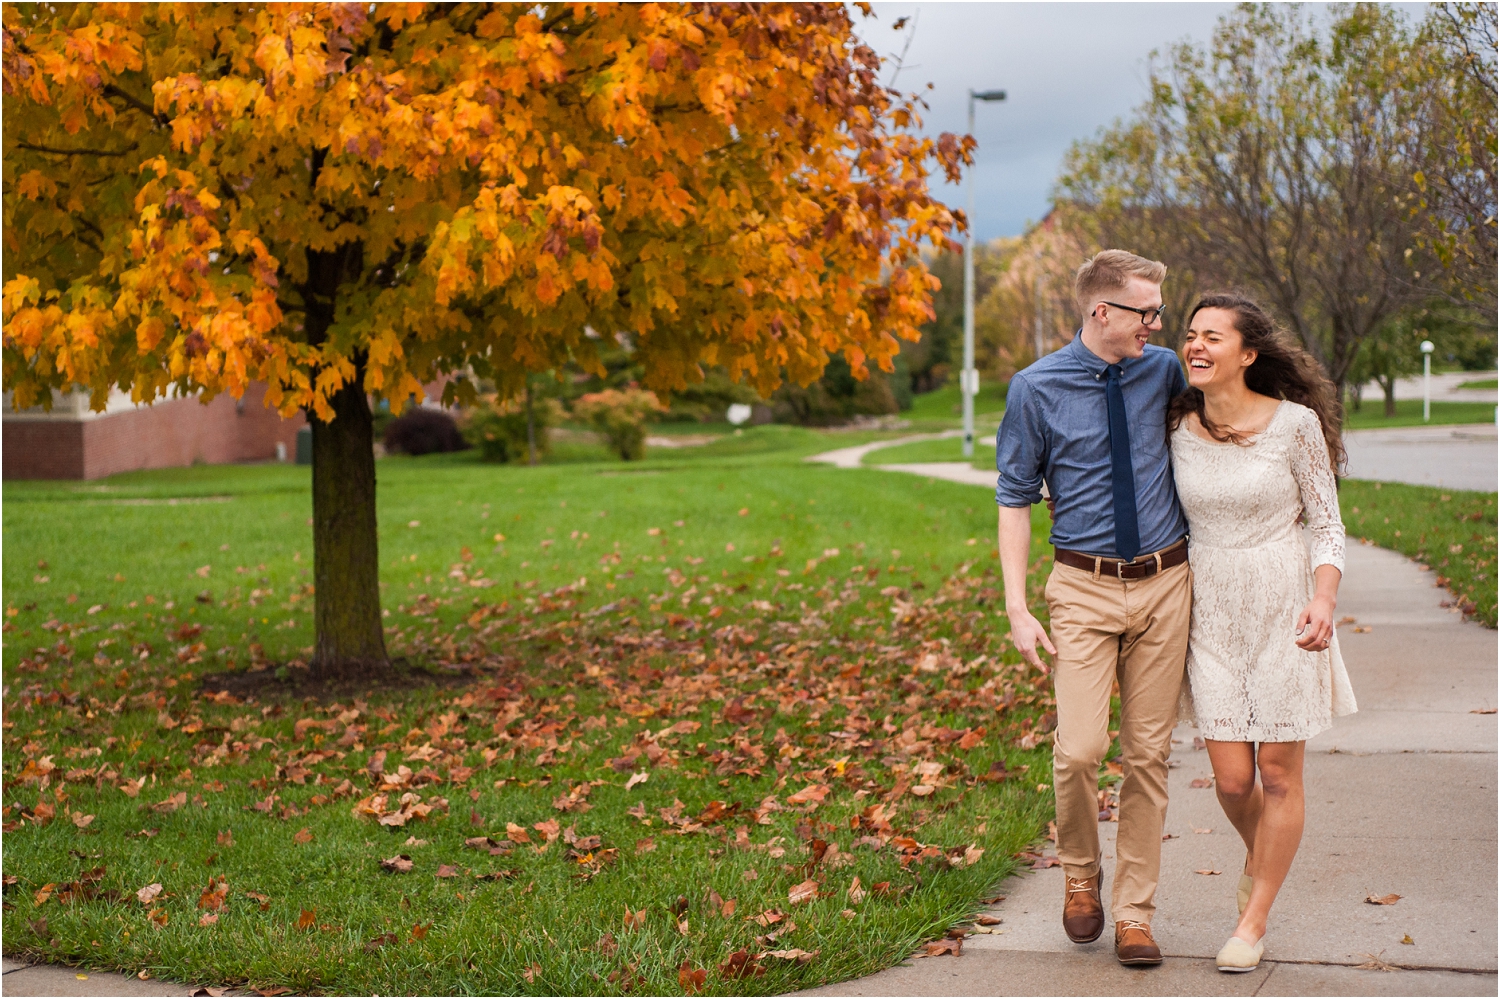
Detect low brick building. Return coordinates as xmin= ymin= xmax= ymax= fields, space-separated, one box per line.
xmin=2 ymin=383 xmax=305 ymax=481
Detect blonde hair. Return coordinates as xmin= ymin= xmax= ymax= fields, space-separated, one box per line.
xmin=1074 ymin=249 xmax=1167 ymax=317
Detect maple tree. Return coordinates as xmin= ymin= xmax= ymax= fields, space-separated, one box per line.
xmin=2 ymin=2 xmax=968 ymax=679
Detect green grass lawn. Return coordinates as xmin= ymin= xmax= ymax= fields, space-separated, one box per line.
xmin=2 ymin=425 xmax=1062 ymax=996
xmin=863 ymin=438 xmax=994 ymax=469
xmin=1456 ymin=378 xmax=1497 ymax=391
xmin=1341 ymin=481 xmax=1497 ymax=627
xmin=1343 ymin=399 xmax=1496 ymax=429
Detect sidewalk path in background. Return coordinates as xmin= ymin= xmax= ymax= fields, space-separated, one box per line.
xmin=812 ymin=423 xmax=1499 ymax=494
xmin=801 ymin=447 xmax=1498 ymax=997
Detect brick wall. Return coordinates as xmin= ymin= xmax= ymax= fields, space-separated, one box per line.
xmin=3 ymin=383 xmax=306 ymax=481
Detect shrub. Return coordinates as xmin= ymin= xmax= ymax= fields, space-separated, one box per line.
xmin=572 ymin=388 xmax=665 ymax=460
xmin=770 ymin=355 xmax=901 ymax=426
xmin=382 ymin=408 xmax=470 ymax=456
xmin=659 ymin=368 xmax=762 ymax=423
xmin=462 ymin=394 xmax=560 ymax=463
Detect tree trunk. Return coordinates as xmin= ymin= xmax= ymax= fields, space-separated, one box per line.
xmin=1382 ymin=378 xmax=1398 ymax=417
xmin=525 ymin=378 xmax=537 ymax=466
xmin=310 ymin=374 xmax=389 ymax=679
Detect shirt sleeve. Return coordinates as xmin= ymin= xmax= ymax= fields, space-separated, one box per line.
xmin=994 ymin=375 xmax=1046 ymax=507
xmin=1289 ymin=406 xmax=1345 ymax=574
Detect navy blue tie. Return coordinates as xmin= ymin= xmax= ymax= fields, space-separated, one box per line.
xmin=1105 ymin=363 xmax=1140 ymax=562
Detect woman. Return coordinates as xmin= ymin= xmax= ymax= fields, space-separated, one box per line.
xmin=1168 ymin=293 xmax=1357 ymax=973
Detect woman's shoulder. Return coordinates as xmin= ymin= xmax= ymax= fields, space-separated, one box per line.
xmin=1272 ymin=399 xmax=1321 ymax=434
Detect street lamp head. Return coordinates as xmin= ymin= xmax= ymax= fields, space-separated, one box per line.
xmin=1420 ymin=340 xmax=1435 ymax=354
xmin=971 ymin=89 xmax=1007 ymax=102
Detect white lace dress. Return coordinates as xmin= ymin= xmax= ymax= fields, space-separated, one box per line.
xmin=1172 ymin=401 xmax=1357 ymax=742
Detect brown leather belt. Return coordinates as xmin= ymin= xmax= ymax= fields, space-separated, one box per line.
xmin=1053 ymin=538 xmax=1189 ymax=581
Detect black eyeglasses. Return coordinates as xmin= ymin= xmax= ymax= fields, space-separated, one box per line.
xmin=1098 ymin=301 xmax=1166 ymax=326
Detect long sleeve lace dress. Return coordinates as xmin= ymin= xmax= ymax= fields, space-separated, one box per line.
xmin=1171 ymin=401 xmax=1358 ymax=742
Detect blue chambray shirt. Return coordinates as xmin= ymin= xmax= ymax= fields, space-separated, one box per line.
xmin=994 ymin=332 xmax=1188 ymax=558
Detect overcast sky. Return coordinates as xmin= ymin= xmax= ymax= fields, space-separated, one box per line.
xmin=857 ymin=2 xmax=1236 ymax=240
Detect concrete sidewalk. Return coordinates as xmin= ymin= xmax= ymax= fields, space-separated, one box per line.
xmin=803 ymin=467 xmax=1498 ymax=995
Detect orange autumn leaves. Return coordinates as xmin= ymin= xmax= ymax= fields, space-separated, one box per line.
xmin=3 ymin=3 xmax=967 ymax=422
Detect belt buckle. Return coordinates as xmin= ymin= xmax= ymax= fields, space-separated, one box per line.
xmin=1116 ymin=559 xmax=1130 ymax=580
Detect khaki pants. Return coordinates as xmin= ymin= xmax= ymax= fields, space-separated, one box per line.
xmin=1044 ymin=558 xmax=1191 ymax=924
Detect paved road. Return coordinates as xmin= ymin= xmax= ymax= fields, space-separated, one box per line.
xmin=798 ymin=455 xmax=1498 ymax=996
xmin=1342 ymin=423 xmax=1497 ymax=493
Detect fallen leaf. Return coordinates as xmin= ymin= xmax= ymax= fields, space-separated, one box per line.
xmin=409 ymin=922 xmax=430 ymax=941
xmin=71 ymin=812 xmax=95 ymax=829
xmin=634 ymin=837 xmax=655 ymax=854
xmin=380 ymin=855 xmax=414 ymax=874
xmin=435 ymin=865 xmax=460 ymax=879
xmin=1192 ymin=827 xmax=1213 ymax=834
xmin=293 ymin=827 xmax=313 ymax=844
xmin=1188 ymin=777 xmax=1214 ymax=789
xmin=788 ymin=878 xmax=820 ymax=905
xmin=847 ymin=876 xmax=866 ymax=904
xmin=622 ymin=906 xmax=647 ymax=930
xmin=147 ymin=908 xmax=168 ymax=928
xmin=1194 ymin=869 xmax=1223 ymax=876
xmin=922 ymin=938 xmax=962 ymax=957
xmin=719 ymin=949 xmax=766 ymax=980
xmin=504 ymin=822 xmax=531 ymax=844
xmin=750 ymin=907 xmax=785 ymax=927
xmin=977 ymin=915 xmax=1002 ymax=926
xmin=136 ymin=883 xmax=163 ymax=906
xmin=34 ymin=883 xmax=55 ymax=906
xmin=364 ymin=932 xmax=399 ymax=953
xmin=1401 ymin=934 xmax=1414 ymax=945
xmin=198 ymin=912 xmax=219 ymax=927
xmin=764 ymin=948 xmax=819 ymax=963
xmin=1365 ymin=893 xmax=1402 ymax=905
xmin=677 ymin=960 xmax=707 ymax=994
xmin=217 ymin=829 xmax=235 ymax=847
xmin=520 ymin=963 xmax=540 ymax=983
xmin=532 ymin=818 xmax=561 ymax=842
xmin=624 ymin=771 xmax=649 ymax=791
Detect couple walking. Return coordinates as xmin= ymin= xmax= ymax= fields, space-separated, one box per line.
xmin=994 ymin=250 xmax=1357 ymax=972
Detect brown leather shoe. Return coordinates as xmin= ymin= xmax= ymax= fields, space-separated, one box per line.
xmin=1062 ymin=873 xmax=1104 ymax=943
xmin=1115 ymin=919 xmax=1163 ymax=966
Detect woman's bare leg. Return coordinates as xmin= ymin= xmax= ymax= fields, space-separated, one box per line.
xmin=1204 ymin=740 xmax=1263 ymax=876
xmin=1234 ymin=741 xmax=1306 ymax=942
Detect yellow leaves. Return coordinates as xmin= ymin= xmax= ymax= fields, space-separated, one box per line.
xmin=15 ymin=171 xmax=57 ymax=200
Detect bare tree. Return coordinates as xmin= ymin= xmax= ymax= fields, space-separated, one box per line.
xmin=1057 ymin=5 xmax=1464 ymax=396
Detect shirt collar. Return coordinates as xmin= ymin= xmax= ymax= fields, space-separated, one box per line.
xmin=1067 ymin=330 xmax=1126 ymax=382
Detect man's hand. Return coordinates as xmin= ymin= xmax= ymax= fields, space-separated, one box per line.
xmin=1008 ymin=605 xmax=1057 ymax=672
xmin=997 ymin=504 xmax=1056 ymax=671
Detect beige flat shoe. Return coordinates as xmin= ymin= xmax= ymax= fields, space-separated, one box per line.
xmin=1237 ymin=873 xmax=1253 ymax=915
xmin=1216 ymin=934 xmax=1265 ymax=973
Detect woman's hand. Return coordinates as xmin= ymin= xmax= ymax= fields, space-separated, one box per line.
xmin=1295 ymin=594 xmax=1337 ymax=651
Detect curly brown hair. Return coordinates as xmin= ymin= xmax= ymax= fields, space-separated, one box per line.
xmin=1168 ymin=293 xmax=1346 ymax=474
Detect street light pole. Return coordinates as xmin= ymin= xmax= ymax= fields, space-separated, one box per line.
xmin=1420 ymin=339 xmax=1435 ymax=422
xmin=962 ymin=88 xmax=1006 ymax=460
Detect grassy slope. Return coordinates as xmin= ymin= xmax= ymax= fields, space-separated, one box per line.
xmin=2 ymin=425 xmax=1061 ymax=996
xmin=1340 ymin=481 xmax=1497 ymax=627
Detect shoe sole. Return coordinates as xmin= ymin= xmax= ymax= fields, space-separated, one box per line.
xmin=1218 ymin=964 xmax=1259 ymax=973
xmin=1065 ymin=926 xmax=1104 ymax=944
xmin=1118 ymin=956 xmax=1163 ymax=966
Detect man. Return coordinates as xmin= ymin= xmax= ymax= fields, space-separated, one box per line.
xmin=994 ymin=249 xmax=1190 ymax=967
